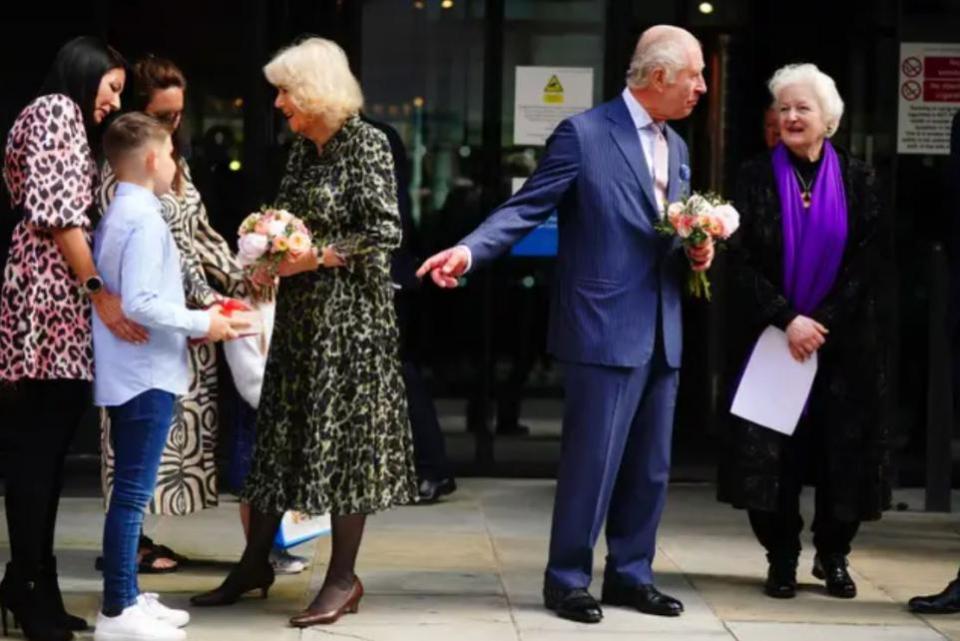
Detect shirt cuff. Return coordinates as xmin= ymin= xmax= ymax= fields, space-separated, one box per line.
xmin=456 ymin=244 xmax=473 ymax=273
xmin=188 ymin=310 xmax=211 ymax=338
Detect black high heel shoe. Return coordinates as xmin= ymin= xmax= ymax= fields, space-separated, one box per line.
xmin=190 ymin=562 xmax=275 ymax=607
xmin=191 ymin=507 xmax=281 ymax=607
xmin=0 ymin=568 xmax=72 ymax=641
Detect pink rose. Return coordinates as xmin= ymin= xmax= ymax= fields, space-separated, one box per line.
xmin=287 ymin=232 xmax=311 ymax=254
xmin=673 ymin=213 xmax=695 ymax=239
xmin=700 ymin=212 xmax=726 ymax=238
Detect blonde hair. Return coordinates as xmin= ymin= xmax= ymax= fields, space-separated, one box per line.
xmin=768 ymin=63 xmax=845 ymax=138
xmin=263 ymin=37 xmax=363 ymax=129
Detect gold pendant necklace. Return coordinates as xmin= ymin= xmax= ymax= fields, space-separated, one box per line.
xmin=793 ymin=168 xmax=813 ymax=208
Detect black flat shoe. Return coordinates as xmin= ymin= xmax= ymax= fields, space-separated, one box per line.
xmin=813 ymin=554 xmax=857 ymax=599
xmin=543 ymin=584 xmax=603 ymax=624
xmin=764 ymin=559 xmax=798 ymax=599
xmin=417 ymin=478 xmax=457 ymax=504
xmin=601 ymin=582 xmax=684 ymax=617
xmin=909 ymin=578 xmax=960 ymax=614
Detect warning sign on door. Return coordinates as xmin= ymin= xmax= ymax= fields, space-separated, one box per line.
xmin=514 ymin=67 xmax=593 ymax=146
xmin=898 ymin=42 xmax=960 ymax=155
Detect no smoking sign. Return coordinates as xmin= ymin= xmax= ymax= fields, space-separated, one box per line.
xmin=901 ymin=80 xmax=922 ymax=101
xmin=902 ymin=56 xmax=923 ymax=78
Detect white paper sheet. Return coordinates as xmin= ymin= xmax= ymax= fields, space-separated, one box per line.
xmin=730 ymin=326 xmax=818 ymax=436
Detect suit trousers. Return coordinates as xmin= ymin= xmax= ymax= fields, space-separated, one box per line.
xmin=545 ymin=339 xmax=679 ymax=589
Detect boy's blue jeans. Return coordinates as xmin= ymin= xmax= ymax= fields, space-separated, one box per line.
xmin=101 ymin=389 xmax=175 ymax=615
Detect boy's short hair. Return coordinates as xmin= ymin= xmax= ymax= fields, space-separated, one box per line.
xmin=103 ymin=112 xmax=169 ymax=169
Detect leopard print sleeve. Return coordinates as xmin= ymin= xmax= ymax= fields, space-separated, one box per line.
xmin=331 ymin=125 xmax=401 ymax=259
xmin=7 ymin=94 xmax=96 ymax=229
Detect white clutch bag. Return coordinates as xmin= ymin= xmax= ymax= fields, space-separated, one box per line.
xmin=222 ymin=299 xmax=276 ymax=409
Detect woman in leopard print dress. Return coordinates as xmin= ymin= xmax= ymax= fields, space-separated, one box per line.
xmin=0 ymin=37 xmax=136 ymax=638
xmin=191 ymin=37 xmax=417 ymax=626
xmin=97 ymin=57 xmax=246 ymax=571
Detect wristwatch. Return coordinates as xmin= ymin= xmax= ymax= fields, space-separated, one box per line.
xmin=81 ymin=275 xmax=104 ymax=297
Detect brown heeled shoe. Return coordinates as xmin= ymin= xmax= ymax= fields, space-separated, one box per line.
xmin=289 ymin=576 xmax=364 ymax=628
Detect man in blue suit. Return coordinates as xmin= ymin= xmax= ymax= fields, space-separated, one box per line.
xmin=418 ymin=25 xmax=710 ymax=624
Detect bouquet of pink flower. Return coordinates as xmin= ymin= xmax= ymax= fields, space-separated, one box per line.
xmin=656 ymin=193 xmax=740 ymax=300
xmin=237 ymin=208 xmax=313 ymax=299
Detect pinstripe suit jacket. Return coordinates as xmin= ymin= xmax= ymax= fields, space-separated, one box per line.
xmin=462 ymin=95 xmax=689 ymax=368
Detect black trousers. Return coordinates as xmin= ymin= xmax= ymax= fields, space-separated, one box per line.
xmin=2 ymin=379 xmax=89 ymax=575
xmin=395 ymin=291 xmax=451 ymax=482
xmin=746 ymin=418 xmax=860 ymax=563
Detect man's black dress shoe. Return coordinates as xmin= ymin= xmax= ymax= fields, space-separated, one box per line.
xmin=909 ymin=579 xmax=960 ymax=614
xmin=764 ymin=559 xmax=798 ymax=599
xmin=417 ymin=477 xmax=457 ymax=504
xmin=601 ymin=582 xmax=684 ymax=617
xmin=543 ymin=584 xmax=603 ymax=623
xmin=813 ymin=554 xmax=857 ymax=599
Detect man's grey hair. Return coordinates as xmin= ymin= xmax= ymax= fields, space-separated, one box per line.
xmin=626 ymin=25 xmax=700 ymax=89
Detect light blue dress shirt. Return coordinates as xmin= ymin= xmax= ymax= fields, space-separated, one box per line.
xmin=92 ymin=182 xmax=211 ymax=407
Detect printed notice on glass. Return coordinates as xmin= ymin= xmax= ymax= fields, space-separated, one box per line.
xmin=730 ymin=326 xmax=818 ymax=436
xmin=514 ymin=66 xmax=594 ymax=146
xmin=898 ymin=42 xmax=960 ymax=155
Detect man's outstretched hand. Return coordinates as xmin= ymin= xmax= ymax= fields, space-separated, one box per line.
xmin=416 ymin=246 xmax=471 ymax=288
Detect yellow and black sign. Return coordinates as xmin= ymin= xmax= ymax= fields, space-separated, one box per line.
xmin=543 ymin=74 xmax=564 ymax=104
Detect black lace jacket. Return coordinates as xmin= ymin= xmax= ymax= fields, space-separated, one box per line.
xmin=717 ymin=147 xmax=893 ymax=521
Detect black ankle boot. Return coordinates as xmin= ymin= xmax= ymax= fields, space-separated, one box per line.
xmin=764 ymin=558 xmax=798 ymax=599
xmin=0 ymin=564 xmax=72 ymax=641
xmin=813 ymin=554 xmax=857 ymax=599
xmin=190 ymin=508 xmax=280 ymax=607
xmin=39 ymin=558 xmax=87 ymax=631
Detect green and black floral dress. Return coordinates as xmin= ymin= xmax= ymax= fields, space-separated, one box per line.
xmin=242 ymin=116 xmax=418 ymax=516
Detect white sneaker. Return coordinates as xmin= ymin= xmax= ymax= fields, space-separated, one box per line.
xmin=95 ymin=603 xmax=186 ymax=641
xmin=270 ymin=548 xmax=308 ymax=575
xmin=137 ymin=592 xmax=191 ymax=628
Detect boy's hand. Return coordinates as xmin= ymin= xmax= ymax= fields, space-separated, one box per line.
xmin=205 ymin=309 xmax=251 ymax=342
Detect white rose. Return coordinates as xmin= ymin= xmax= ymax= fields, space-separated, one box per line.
xmin=238 ymin=233 xmax=269 ymax=266
xmin=267 ymin=220 xmax=288 ymax=237
xmin=666 ymin=202 xmax=685 ymax=220
xmin=687 ymin=194 xmax=710 ymax=216
xmin=713 ymin=204 xmax=740 ymax=238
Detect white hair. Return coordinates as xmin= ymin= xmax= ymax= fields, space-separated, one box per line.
xmin=768 ymin=63 xmax=845 ymax=137
xmin=264 ymin=37 xmax=363 ymax=128
xmin=626 ymin=25 xmax=699 ymax=89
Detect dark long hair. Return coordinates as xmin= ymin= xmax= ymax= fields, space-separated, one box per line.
xmin=38 ymin=36 xmax=127 ymax=135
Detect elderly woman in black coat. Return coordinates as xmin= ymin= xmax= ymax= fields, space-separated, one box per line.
xmin=719 ymin=63 xmax=891 ymax=601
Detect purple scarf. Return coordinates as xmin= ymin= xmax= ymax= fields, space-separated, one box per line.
xmin=772 ymin=141 xmax=848 ymax=314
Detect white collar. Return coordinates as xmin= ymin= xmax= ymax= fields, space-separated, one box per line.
xmin=621 ymin=87 xmax=663 ymax=133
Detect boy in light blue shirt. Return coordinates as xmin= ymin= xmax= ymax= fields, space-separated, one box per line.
xmin=92 ymin=113 xmax=244 ymax=641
